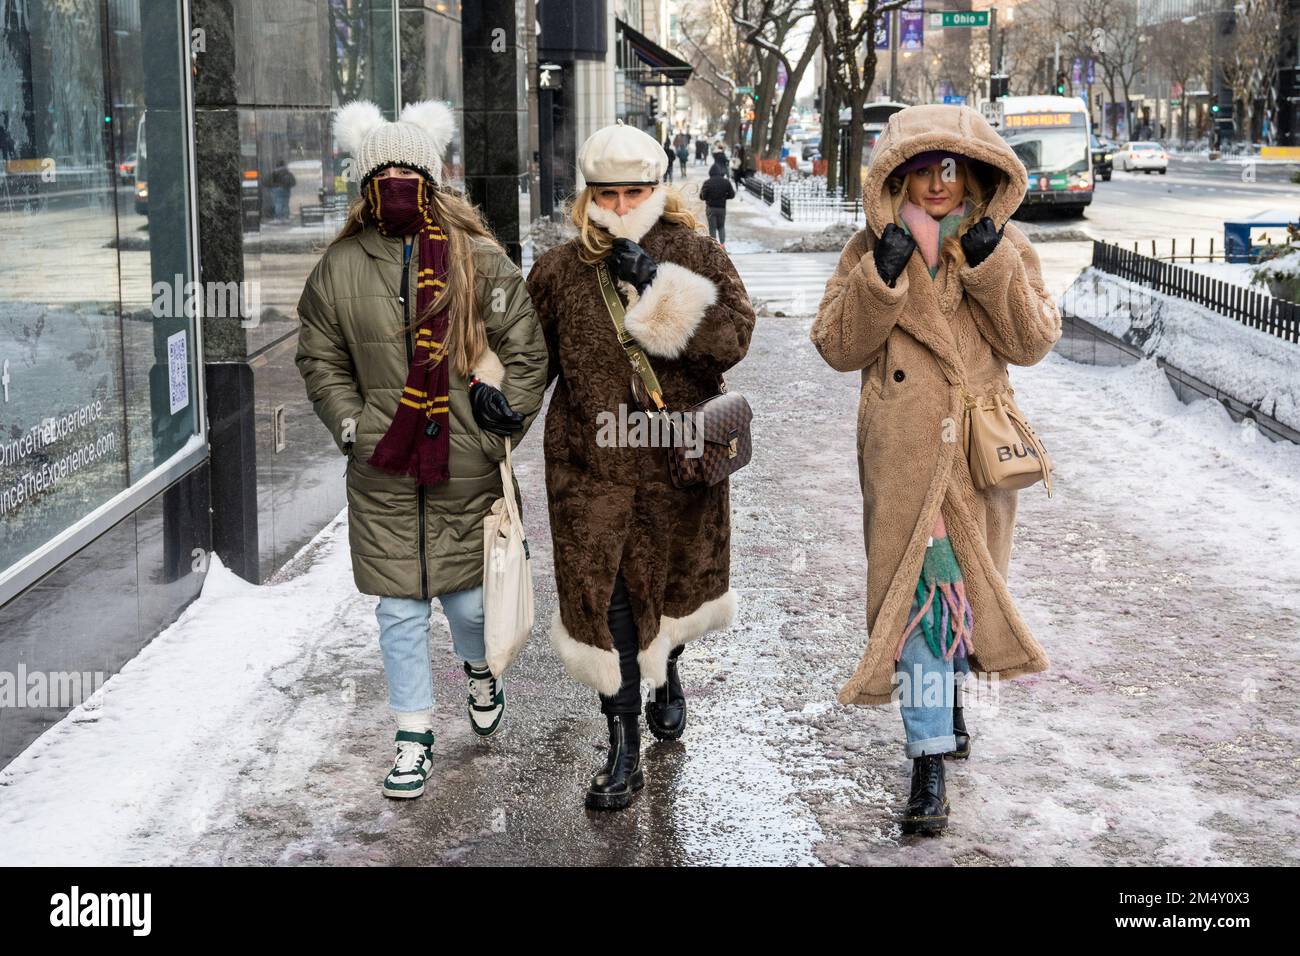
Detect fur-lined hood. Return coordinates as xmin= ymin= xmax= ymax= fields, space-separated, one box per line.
xmin=862 ymin=104 xmax=1028 ymax=239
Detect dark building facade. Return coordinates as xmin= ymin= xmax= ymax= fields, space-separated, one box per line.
xmin=0 ymin=0 xmax=529 ymax=769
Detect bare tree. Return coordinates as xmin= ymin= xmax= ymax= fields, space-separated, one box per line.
xmin=1147 ymin=14 xmax=1214 ymax=145
xmin=732 ymin=1 xmax=820 ymax=160
xmin=815 ymin=0 xmax=909 ymax=201
xmin=679 ymin=0 xmax=755 ymax=145
xmin=1222 ymin=0 xmax=1286 ymax=144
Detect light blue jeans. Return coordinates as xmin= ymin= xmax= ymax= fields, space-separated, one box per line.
xmin=895 ymin=594 xmax=971 ymax=758
xmin=376 ymin=587 xmax=487 ymax=712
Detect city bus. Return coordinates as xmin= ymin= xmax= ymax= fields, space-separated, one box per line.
xmin=981 ymin=95 xmax=1093 ymax=216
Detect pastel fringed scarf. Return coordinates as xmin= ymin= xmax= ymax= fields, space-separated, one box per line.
xmin=896 ymin=510 xmax=976 ymax=662
xmin=898 ymin=199 xmax=969 ymax=277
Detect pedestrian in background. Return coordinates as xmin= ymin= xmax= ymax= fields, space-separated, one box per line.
xmin=663 ymin=136 xmax=675 ymax=183
xmin=700 ymin=161 xmax=736 ymax=247
xmin=675 ymin=139 xmax=690 ymax=178
xmin=526 ymin=120 xmax=756 ymax=812
xmin=297 ymin=100 xmax=548 ymax=800
xmin=269 ymin=159 xmax=296 ymax=221
xmin=811 ymin=104 xmax=1061 ymax=836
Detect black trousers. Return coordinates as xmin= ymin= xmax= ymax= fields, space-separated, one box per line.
xmin=600 ymin=573 xmax=642 ymax=715
xmin=599 ymin=573 xmax=684 ymax=716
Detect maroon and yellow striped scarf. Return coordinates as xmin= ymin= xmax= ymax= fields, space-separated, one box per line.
xmin=366 ymin=177 xmax=453 ymax=485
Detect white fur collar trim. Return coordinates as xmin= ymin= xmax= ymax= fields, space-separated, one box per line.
xmin=585 ymin=186 xmax=669 ymax=243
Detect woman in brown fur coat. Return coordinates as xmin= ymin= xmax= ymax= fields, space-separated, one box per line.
xmin=811 ymin=104 xmax=1061 ymax=835
xmin=526 ymin=121 xmax=756 ymax=811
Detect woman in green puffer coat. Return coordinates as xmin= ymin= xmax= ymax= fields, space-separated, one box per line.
xmin=295 ymin=100 xmax=548 ymax=800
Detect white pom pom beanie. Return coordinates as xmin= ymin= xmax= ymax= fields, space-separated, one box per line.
xmin=332 ymin=99 xmax=456 ymax=185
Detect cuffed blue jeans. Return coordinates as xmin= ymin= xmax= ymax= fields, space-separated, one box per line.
xmin=376 ymin=587 xmax=487 ymax=712
xmin=895 ymin=594 xmax=971 ymax=758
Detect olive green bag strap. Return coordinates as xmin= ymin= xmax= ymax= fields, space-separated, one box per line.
xmin=595 ymin=262 xmax=668 ymax=413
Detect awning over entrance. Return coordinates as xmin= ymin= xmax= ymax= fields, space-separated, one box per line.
xmin=617 ymin=19 xmax=693 ymax=87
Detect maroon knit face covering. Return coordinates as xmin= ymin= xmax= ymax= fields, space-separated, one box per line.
xmin=366 ymin=176 xmax=453 ymax=485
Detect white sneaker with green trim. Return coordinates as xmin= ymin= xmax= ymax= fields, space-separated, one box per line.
xmin=464 ymin=662 xmax=505 ymax=737
xmin=382 ymin=729 xmax=434 ymax=798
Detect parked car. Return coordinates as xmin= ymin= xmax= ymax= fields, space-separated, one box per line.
xmin=1090 ymin=134 xmax=1113 ymax=181
xmin=1116 ymin=141 xmax=1168 ymax=174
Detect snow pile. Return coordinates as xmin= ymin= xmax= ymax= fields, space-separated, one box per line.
xmin=0 ymin=513 xmax=356 ymax=865
xmin=1061 ymin=267 xmax=1300 ymax=430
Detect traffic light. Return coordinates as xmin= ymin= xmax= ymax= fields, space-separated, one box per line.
xmin=1055 ymin=72 xmax=1067 ymax=95
xmin=647 ymin=95 xmax=657 ymax=123
xmin=990 ymin=75 xmax=1008 ymax=99
xmin=1210 ymin=103 xmax=1219 ymax=114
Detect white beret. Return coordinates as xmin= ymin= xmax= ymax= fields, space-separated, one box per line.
xmin=577 ymin=119 xmax=668 ymax=186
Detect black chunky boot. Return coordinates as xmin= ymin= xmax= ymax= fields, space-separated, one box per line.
xmin=901 ymin=754 xmax=950 ymax=835
xmin=947 ymin=704 xmax=971 ymax=760
xmin=645 ymin=646 xmax=686 ymax=741
xmin=585 ymin=713 xmax=645 ymax=811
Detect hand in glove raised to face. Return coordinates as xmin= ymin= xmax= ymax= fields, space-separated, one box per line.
xmin=872 ymin=222 xmax=917 ymax=288
xmin=960 ymin=216 xmax=1005 ymax=268
xmin=607 ymin=237 xmax=658 ymax=295
xmin=469 ymin=379 xmax=524 ymax=436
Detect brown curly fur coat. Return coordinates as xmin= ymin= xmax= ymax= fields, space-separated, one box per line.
xmin=526 ymin=187 xmax=756 ymax=694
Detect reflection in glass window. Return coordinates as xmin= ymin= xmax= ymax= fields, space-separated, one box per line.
xmin=0 ymin=0 xmax=199 ymax=581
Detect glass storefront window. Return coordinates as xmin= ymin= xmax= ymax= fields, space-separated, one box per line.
xmin=0 ymin=0 xmax=201 ymax=590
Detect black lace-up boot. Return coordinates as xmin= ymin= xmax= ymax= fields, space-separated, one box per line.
xmin=947 ymin=703 xmax=971 ymax=759
xmin=901 ymin=753 xmax=949 ymax=835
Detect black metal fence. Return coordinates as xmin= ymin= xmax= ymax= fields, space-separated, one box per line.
xmin=1092 ymin=240 xmax=1300 ymax=344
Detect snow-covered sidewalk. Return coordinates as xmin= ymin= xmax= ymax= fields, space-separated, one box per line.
xmin=1 ymin=275 xmax=1297 ymax=865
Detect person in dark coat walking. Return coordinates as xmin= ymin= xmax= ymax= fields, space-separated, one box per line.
xmin=663 ymin=138 xmax=676 ymax=183
xmin=699 ymin=165 xmax=736 ymax=246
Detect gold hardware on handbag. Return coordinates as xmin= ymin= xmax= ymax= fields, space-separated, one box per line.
xmin=596 ymin=262 xmax=752 ymax=489
xmin=961 ymin=384 xmax=1053 ymax=497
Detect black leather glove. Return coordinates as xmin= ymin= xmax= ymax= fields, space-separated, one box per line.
xmin=960 ymin=216 xmax=1005 ymax=268
xmin=872 ymin=223 xmax=916 ymax=288
xmin=469 ymin=380 xmax=524 ymax=436
xmin=607 ymin=237 xmax=658 ymax=294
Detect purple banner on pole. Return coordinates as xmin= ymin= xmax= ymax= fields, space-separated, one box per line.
xmin=875 ymin=13 xmax=889 ymax=51
xmin=901 ymin=0 xmax=924 ymax=51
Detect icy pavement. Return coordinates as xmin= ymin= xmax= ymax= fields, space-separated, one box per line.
xmin=2 ymin=252 xmax=1298 ymax=865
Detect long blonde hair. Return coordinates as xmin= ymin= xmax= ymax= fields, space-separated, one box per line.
xmin=330 ymin=181 xmax=501 ymax=379
xmin=885 ymin=158 xmax=992 ymax=262
xmin=567 ymin=184 xmax=703 ymax=266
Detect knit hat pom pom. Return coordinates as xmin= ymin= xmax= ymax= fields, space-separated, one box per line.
xmin=333 ymin=100 xmax=385 ymax=156
xmin=399 ymin=101 xmax=455 ymax=156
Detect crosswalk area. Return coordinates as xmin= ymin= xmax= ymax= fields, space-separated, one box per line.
xmin=729 ymin=251 xmax=839 ymax=317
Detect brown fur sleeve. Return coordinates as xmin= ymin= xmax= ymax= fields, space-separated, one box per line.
xmin=957 ymin=223 xmax=1062 ymax=366
xmin=810 ymin=228 xmax=910 ymax=373
xmin=524 ymin=247 xmax=562 ymax=389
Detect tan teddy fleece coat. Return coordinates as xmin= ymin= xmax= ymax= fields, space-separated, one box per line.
xmin=811 ymin=103 xmax=1063 ymax=706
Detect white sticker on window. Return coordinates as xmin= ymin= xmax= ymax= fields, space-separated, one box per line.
xmin=167 ymin=330 xmax=189 ymax=415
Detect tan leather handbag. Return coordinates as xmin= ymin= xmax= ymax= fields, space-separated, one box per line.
xmin=961 ymin=385 xmax=1054 ymax=497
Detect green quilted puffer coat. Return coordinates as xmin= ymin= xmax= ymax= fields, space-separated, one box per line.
xmin=295 ymin=226 xmax=548 ymax=599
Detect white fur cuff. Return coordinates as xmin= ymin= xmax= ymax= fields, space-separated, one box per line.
xmin=549 ymin=606 xmax=622 ymax=696
xmin=622 ymin=262 xmax=718 ymax=360
xmin=637 ymin=589 xmax=737 ymax=688
xmin=472 ymin=346 xmax=506 ymax=389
